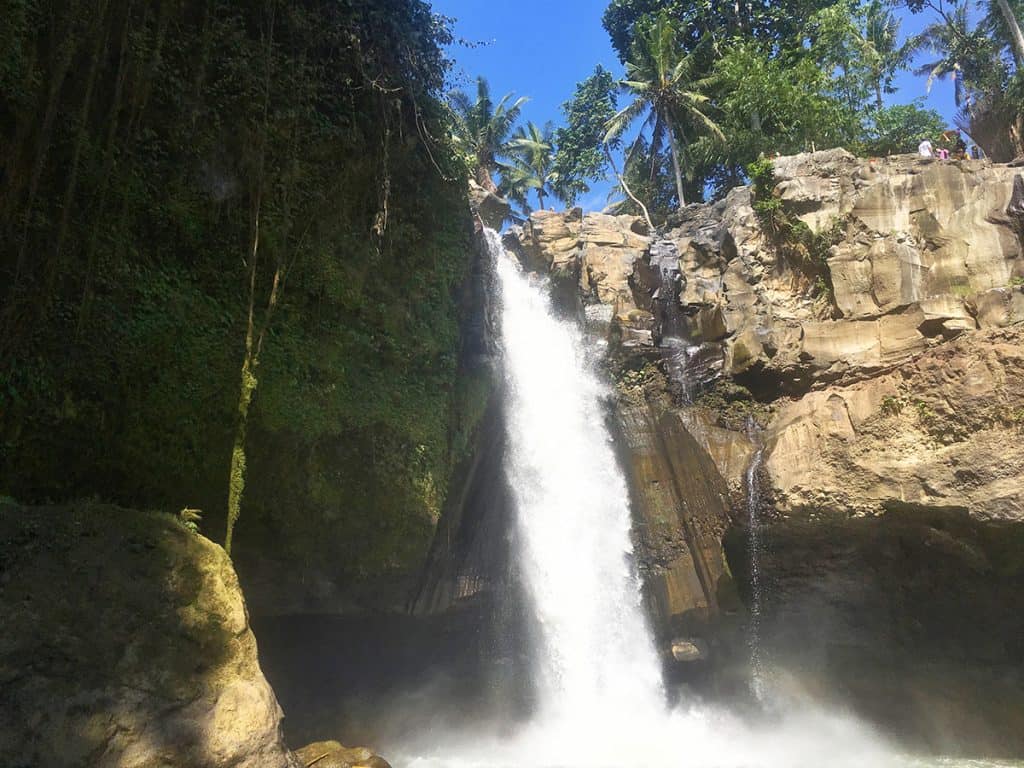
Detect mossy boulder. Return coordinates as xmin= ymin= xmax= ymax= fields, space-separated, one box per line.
xmin=0 ymin=501 xmax=296 ymax=768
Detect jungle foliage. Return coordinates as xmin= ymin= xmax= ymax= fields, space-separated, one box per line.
xmin=587 ymin=0 xmax=1024 ymax=219
xmin=0 ymin=0 xmax=477 ymax=587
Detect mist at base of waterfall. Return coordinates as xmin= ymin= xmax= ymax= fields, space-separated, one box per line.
xmin=389 ymin=699 xmax=1022 ymax=768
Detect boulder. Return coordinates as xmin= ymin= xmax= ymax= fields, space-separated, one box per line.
xmin=294 ymin=740 xmax=392 ymax=768
xmin=0 ymin=502 xmax=297 ymax=768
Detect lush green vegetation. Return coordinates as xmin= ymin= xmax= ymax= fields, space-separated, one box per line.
xmin=0 ymin=0 xmax=478 ymax=587
xmin=3 ymin=0 xmax=1023 ymax=599
xmin=457 ymin=0 xmax=1024 ymax=223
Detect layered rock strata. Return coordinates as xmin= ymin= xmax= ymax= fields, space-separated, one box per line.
xmin=506 ymin=150 xmax=1024 ymax=751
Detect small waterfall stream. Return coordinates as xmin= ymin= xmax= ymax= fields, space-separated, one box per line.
xmin=398 ymin=229 xmax=899 ymax=768
xmin=744 ymin=418 xmax=768 ymax=703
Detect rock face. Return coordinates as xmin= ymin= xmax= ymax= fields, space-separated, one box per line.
xmin=611 ymin=387 xmax=741 ymax=680
xmin=509 ymin=209 xmax=651 ymax=327
xmin=644 ymin=150 xmax=1024 ymax=392
xmin=0 ymin=502 xmax=297 ymax=768
xmin=468 ymin=180 xmax=511 ymax=231
xmin=766 ymin=325 xmax=1024 ymax=520
xmin=505 ymin=150 xmax=1024 ymax=752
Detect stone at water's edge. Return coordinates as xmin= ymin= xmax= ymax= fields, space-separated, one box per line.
xmin=0 ymin=501 xmax=298 ymax=768
xmin=295 ymin=740 xmax=393 ymax=768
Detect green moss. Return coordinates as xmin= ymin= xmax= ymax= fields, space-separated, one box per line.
xmin=0 ymin=1 xmax=473 ymax=590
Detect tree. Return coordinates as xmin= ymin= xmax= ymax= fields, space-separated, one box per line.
xmin=603 ymin=0 xmax=844 ymax=62
xmin=807 ymin=1 xmax=875 ymax=112
xmin=449 ymin=76 xmax=528 ymax=192
xmin=552 ymin=66 xmax=619 ymax=205
xmin=861 ymin=0 xmax=913 ymax=108
xmin=982 ymin=0 xmax=1024 ymax=68
xmin=499 ymin=121 xmax=559 ymax=213
xmin=608 ymin=136 xmax=680 ymax=223
xmin=905 ymin=3 xmax=1004 ymax=106
xmin=703 ymin=41 xmax=856 ymax=180
xmin=907 ymin=0 xmax=1024 ymax=68
xmin=861 ymin=102 xmax=947 ymax=154
xmin=605 ymin=12 xmax=723 ymax=209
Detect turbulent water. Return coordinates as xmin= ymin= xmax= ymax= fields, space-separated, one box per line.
xmin=492 ymin=228 xmax=665 ymax=729
xmin=394 ymin=230 xmax=988 ymax=768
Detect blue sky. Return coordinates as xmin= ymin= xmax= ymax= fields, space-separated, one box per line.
xmin=430 ymin=0 xmax=963 ymax=210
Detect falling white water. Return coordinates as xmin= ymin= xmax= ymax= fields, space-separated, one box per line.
xmin=490 ymin=228 xmax=665 ymax=730
xmin=396 ymin=230 xmax=908 ymax=768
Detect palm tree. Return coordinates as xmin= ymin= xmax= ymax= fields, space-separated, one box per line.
xmin=859 ymin=0 xmax=912 ymax=109
xmin=906 ymin=4 xmax=1003 ymax=106
xmin=499 ymin=121 xmax=559 ymax=213
xmin=982 ymin=0 xmax=1024 ymax=68
xmin=604 ymin=12 xmax=723 ymax=209
xmin=449 ymin=77 xmax=528 ymax=192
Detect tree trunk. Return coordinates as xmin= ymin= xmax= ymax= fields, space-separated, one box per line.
xmin=225 ymin=0 xmax=277 ymax=555
xmin=996 ymin=0 xmax=1024 ymax=68
xmin=605 ymin=145 xmax=654 ymax=231
xmin=476 ymin=163 xmax=496 ymax=193
xmin=225 ymin=199 xmax=261 ymax=556
xmin=224 ymin=355 xmax=256 ymax=556
xmin=668 ymin=127 xmax=686 ymax=209
xmin=537 ymin=187 xmax=546 ymax=211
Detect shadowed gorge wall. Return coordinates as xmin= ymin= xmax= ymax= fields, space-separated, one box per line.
xmin=0 ymin=0 xmax=480 ymax=611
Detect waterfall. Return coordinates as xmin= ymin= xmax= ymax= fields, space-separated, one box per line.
xmin=398 ymin=230 xmax=899 ymax=768
xmin=744 ymin=418 xmax=768 ymax=703
xmin=488 ymin=229 xmax=666 ymax=729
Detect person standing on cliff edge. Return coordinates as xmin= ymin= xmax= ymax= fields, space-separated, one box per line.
xmin=919 ymin=138 xmax=934 ymax=157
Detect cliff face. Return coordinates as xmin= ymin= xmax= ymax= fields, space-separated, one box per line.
xmin=0 ymin=0 xmax=475 ymax=619
xmin=0 ymin=502 xmax=297 ymax=768
xmin=506 ymin=150 xmax=1024 ymax=751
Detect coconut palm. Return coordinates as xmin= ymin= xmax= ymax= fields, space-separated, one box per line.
xmin=982 ymin=0 xmax=1024 ymax=67
xmin=859 ymin=0 xmax=913 ymax=109
xmin=499 ymin=121 xmax=559 ymax=213
xmin=449 ymin=77 xmax=528 ymax=192
xmin=604 ymin=12 xmax=723 ymax=209
xmin=906 ymin=4 xmax=1003 ymax=106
